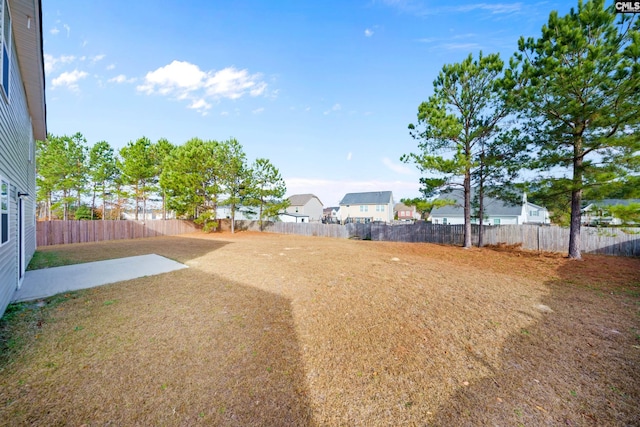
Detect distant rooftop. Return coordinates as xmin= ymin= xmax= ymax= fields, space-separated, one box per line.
xmin=288 ymin=194 xmax=323 ymax=206
xmin=339 ymin=191 xmax=393 ymax=205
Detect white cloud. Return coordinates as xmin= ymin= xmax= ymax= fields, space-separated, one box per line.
xmin=108 ymin=74 xmax=135 ymax=84
xmin=106 ymin=64 xmax=116 ymax=70
xmin=440 ymin=42 xmax=481 ymax=50
xmin=205 ymin=67 xmax=267 ymax=99
xmin=382 ymin=0 xmax=522 ymax=17
xmin=189 ymin=99 xmax=211 ymax=109
xmin=50 ymin=27 xmax=60 ymax=35
xmin=188 ymin=99 xmax=212 ymax=116
xmin=137 ymin=60 xmax=269 ymax=112
xmin=347 ymin=152 xmax=352 ymax=161
xmin=44 ymin=54 xmax=76 ymax=73
xmin=382 ymin=157 xmax=414 ymax=175
xmin=63 ymin=24 xmax=71 ymax=37
xmin=252 ymin=107 xmax=265 ymax=114
xmin=365 ymin=28 xmax=374 ymax=37
xmin=91 ymin=54 xmax=106 ymax=63
xmin=138 ymin=61 xmax=206 ymax=95
xmin=52 ymin=69 xmax=88 ymax=91
xmin=453 ymin=3 xmax=522 ymax=14
xmin=323 ymin=103 xmax=342 ymax=115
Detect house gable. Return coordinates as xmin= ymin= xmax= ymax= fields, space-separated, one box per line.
xmin=285 ymin=193 xmax=323 ymax=222
xmin=338 ymin=191 xmax=394 ymax=223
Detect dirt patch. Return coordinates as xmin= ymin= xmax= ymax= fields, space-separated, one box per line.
xmin=2 ymin=231 xmax=639 ymax=426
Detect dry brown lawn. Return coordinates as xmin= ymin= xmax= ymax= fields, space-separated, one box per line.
xmin=1 ymin=231 xmax=639 ymax=426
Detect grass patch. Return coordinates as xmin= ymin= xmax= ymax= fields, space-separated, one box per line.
xmin=27 ymin=250 xmax=75 ymax=270
xmin=1 ymin=233 xmax=639 ymax=426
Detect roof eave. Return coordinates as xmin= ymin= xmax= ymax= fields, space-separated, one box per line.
xmin=9 ymin=0 xmax=46 ymax=141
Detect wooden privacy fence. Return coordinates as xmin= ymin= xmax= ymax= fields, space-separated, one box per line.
xmin=37 ymin=219 xmax=640 ymax=257
xmin=241 ymin=221 xmax=640 ymax=257
xmin=36 ymin=220 xmax=199 ymax=246
xmin=481 ymin=224 xmax=640 ymax=257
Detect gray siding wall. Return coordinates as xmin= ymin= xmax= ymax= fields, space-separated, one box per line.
xmin=0 ymin=30 xmax=38 ymax=316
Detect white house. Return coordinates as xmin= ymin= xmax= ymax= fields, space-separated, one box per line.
xmin=581 ymin=199 xmax=640 ymax=226
xmin=216 ymin=205 xmax=256 ymax=221
xmin=278 ymin=212 xmax=310 ymax=223
xmin=322 ymin=206 xmax=339 ymax=223
xmin=338 ymin=191 xmax=394 ymax=223
xmin=430 ymin=189 xmax=550 ymax=225
xmin=0 ymin=0 xmax=46 ymax=317
xmin=285 ymin=194 xmax=323 ymax=222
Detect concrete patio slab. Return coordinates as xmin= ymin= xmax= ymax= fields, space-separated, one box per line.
xmin=11 ymin=254 xmax=188 ymax=303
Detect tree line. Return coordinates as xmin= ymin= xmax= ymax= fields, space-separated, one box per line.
xmin=37 ymin=134 xmax=288 ymax=233
xmin=401 ymin=0 xmax=639 ymax=259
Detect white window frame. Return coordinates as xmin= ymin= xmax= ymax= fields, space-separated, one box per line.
xmin=494 ymin=218 xmax=501 ymax=225
xmin=28 ymin=121 xmax=34 ymax=163
xmin=0 ymin=0 xmax=11 ymax=101
xmin=1 ymin=178 xmax=9 ymax=245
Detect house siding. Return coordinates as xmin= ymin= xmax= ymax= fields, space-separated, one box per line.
xmin=286 ymin=197 xmax=323 ymax=222
xmin=0 ymin=29 xmax=37 ymax=316
xmin=432 ymin=215 xmax=522 ymax=225
xmin=339 ymin=201 xmax=394 ymax=223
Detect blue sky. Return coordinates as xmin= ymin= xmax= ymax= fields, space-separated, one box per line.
xmin=43 ymin=0 xmax=576 ymax=206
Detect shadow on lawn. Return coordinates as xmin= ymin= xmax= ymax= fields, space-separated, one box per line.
xmin=430 ymin=254 xmax=640 ymax=426
xmin=0 ymin=268 xmax=315 ymax=426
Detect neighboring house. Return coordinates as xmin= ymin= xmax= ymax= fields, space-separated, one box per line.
xmin=322 ymin=206 xmax=339 ymax=223
xmin=216 ymin=205 xmax=256 ymax=221
xmin=581 ymin=199 xmax=640 ymax=226
xmin=430 ymin=189 xmax=550 ymax=225
xmin=0 ymin=0 xmax=46 ymax=317
xmin=285 ymin=194 xmax=323 ymax=222
xmin=279 ymin=212 xmax=310 ymax=223
xmin=394 ymin=202 xmax=421 ymax=222
xmin=338 ymin=191 xmax=394 ymax=224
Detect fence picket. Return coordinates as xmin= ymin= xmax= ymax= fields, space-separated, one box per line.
xmin=36 ymin=220 xmax=198 ymax=247
xmin=36 ymin=219 xmax=639 ymax=257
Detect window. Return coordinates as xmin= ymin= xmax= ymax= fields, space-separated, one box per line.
xmin=376 ymin=205 xmax=384 ymax=212
xmin=493 ymin=218 xmax=501 ymax=225
xmin=295 ymin=207 xmax=298 ymax=213
xmin=1 ymin=179 xmax=8 ymax=244
xmin=360 ymin=205 xmax=368 ymax=212
xmin=530 ymin=210 xmax=539 ymax=216
xmin=442 ymin=218 xmax=447 ymax=225
xmin=0 ymin=0 xmax=11 ymax=99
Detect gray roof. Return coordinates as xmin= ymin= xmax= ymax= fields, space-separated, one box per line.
xmin=279 ymin=212 xmax=309 ymax=218
xmin=287 ymin=193 xmax=322 ymax=206
xmin=431 ymin=188 xmax=524 ymax=217
xmin=394 ymin=202 xmax=412 ymax=212
xmin=339 ymin=191 xmax=393 ymax=205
